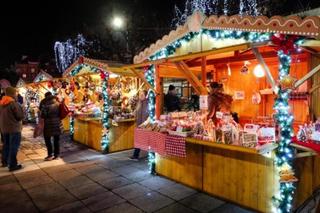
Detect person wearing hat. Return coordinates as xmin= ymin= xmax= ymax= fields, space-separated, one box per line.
xmin=0 ymin=87 xmax=24 ymax=171
xmin=164 ymin=85 xmax=181 ymax=112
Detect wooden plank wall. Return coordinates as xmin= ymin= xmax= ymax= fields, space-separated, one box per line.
xmin=311 ymin=55 xmax=320 ymax=119
xmin=215 ymin=57 xmax=309 ymax=123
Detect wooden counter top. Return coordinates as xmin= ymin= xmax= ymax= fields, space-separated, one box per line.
xmin=185 ymin=138 xmax=259 ymax=154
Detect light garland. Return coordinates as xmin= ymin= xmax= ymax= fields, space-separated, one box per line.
xmin=145 ymin=65 xmax=156 ymax=122
xmin=150 ymin=30 xmax=270 ymax=61
xmin=148 ymin=148 xmax=156 ymax=174
xmin=100 ymin=70 xmax=110 ymax=153
xmin=68 ymin=64 xmax=110 ymax=153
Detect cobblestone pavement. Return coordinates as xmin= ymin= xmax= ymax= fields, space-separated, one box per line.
xmin=0 ymin=125 xmax=256 ymax=213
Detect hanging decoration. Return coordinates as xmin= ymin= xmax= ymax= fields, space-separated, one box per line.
xmin=54 ymin=34 xmax=92 ymax=73
xmin=279 ymin=76 xmax=297 ymax=90
xmin=172 ymin=0 xmax=260 ymax=27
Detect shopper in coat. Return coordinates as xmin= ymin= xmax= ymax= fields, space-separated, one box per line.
xmin=130 ymin=90 xmax=149 ymax=160
xmin=164 ymin=85 xmax=181 ymax=112
xmin=0 ymin=87 xmax=24 ymax=171
xmin=40 ymin=92 xmax=62 ymax=161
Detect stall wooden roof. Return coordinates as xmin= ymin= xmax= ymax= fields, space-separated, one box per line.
xmin=63 ymin=56 xmax=136 ymax=77
xmin=33 ymin=71 xmax=53 ymax=83
xmin=134 ymin=12 xmax=320 ymax=64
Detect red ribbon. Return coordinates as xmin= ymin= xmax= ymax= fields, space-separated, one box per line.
xmin=271 ymin=34 xmax=298 ymax=54
xmin=100 ymin=70 xmax=107 ymax=80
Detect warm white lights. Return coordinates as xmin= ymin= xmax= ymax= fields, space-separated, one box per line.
xmin=253 ymin=64 xmax=265 ymax=78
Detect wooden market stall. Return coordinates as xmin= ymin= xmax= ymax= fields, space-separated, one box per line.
xmin=129 ymin=13 xmax=320 ymax=212
xmin=63 ymin=57 xmax=142 ymax=153
xmin=22 ymin=71 xmax=54 ymax=123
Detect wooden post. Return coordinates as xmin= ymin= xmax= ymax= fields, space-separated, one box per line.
xmin=155 ymin=65 xmax=162 ymax=120
xmin=201 ymin=57 xmax=207 ymax=87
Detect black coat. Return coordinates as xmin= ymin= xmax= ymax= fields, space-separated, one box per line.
xmin=40 ymin=96 xmax=62 ymax=137
xmin=164 ymin=93 xmax=180 ymax=112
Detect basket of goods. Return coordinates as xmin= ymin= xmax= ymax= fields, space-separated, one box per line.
xmin=168 ymin=125 xmax=194 ymax=137
xmin=239 ymin=131 xmax=258 ymax=148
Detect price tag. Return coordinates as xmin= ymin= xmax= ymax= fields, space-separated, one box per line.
xmin=200 ymin=95 xmax=208 ymax=110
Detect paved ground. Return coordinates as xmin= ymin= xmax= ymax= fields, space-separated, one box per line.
xmin=0 ymin=125 xmax=256 ymax=213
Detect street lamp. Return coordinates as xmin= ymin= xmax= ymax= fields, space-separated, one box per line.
xmin=112 ymin=16 xmax=125 ymax=29
xmin=111 ymin=15 xmax=129 ymax=54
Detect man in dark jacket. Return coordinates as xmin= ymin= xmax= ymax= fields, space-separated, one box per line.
xmin=40 ymin=92 xmax=62 ymax=161
xmin=164 ymin=85 xmax=181 ymax=112
xmin=0 ymin=87 xmax=24 ymax=171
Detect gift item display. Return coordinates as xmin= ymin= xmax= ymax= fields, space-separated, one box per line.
xmin=137 ymin=110 xmax=276 ymax=150
xmin=296 ymin=119 xmax=320 ymax=144
xmin=109 ymin=77 xmax=137 ymax=122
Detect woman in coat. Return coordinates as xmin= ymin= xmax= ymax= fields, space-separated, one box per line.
xmin=40 ymin=92 xmax=62 ymax=161
xmin=130 ymin=90 xmax=149 ymax=160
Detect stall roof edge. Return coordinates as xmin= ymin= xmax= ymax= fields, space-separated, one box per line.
xmin=134 ymin=12 xmax=320 ymax=64
xmin=63 ymin=57 xmax=135 ymax=77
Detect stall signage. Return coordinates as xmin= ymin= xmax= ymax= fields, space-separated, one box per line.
xmin=244 ymin=124 xmax=259 ymax=134
xmin=258 ymin=127 xmax=276 ymax=144
xmin=234 ymin=91 xmax=245 ymax=100
xmin=200 ymin=95 xmax=208 ymax=110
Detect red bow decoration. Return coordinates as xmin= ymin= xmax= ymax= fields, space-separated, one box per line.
xmin=100 ymin=70 xmax=108 ymax=80
xmin=78 ymin=56 xmax=84 ymax=64
xmin=271 ymin=34 xmax=298 ymax=54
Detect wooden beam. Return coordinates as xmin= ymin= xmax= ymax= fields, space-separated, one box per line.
xmin=175 ymin=62 xmax=208 ymax=95
xmin=188 ymin=51 xmax=309 ymax=67
xmin=309 ymin=84 xmax=320 ymax=93
xmin=155 ymin=65 xmax=162 ymax=120
xmin=252 ymin=48 xmax=277 ymax=92
xmin=124 ymin=43 xmax=251 ymax=69
xmin=201 ymin=57 xmax=207 ymax=86
xmin=175 ymin=63 xmax=201 ymax=95
xmin=295 ymin=63 xmax=320 ymax=89
xmin=130 ymin=68 xmax=156 ymax=93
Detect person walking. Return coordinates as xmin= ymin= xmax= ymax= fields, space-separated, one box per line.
xmin=164 ymin=85 xmax=181 ymax=112
xmin=40 ymin=92 xmax=62 ymax=161
xmin=0 ymin=87 xmax=24 ymax=171
xmin=130 ymin=90 xmax=149 ymax=161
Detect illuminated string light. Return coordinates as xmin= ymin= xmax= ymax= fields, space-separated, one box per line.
xmin=172 ymin=0 xmax=260 ymax=26
xmin=54 ymin=34 xmax=92 ymax=73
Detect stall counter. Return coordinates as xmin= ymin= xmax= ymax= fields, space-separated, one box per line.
xmin=73 ymin=116 xmax=135 ymax=152
xmin=155 ymin=137 xmax=320 ymax=212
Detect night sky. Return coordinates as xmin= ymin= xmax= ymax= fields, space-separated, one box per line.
xmin=0 ymin=0 xmax=319 ymax=68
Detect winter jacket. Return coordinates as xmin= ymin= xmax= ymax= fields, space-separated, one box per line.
xmin=164 ymin=93 xmax=181 ymax=112
xmin=0 ymin=96 xmax=24 ymax=133
xmin=40 ymin=96 xmax=62 ymax=137
xmin=135 ymin=99 xmax=149 ymax=126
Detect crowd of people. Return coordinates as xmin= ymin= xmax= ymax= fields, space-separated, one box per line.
xmin=0 ymin=87 xmax=64 ymax=172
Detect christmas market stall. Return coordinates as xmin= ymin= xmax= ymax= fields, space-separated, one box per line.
xmin=23 ymin=71 xmax=54 ymax=123
xmin=63 ymin=56 xmax=142 ymax=153
xmin=129 ymin=12 xmax=320 ymax=213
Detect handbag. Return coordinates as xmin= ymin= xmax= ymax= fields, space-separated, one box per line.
xmin=59 ymin=102 xmax=70 ymax=120
xmin=33 ymin=118 xmax=44 ymax=138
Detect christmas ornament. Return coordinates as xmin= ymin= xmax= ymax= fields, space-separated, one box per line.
xmin=252 ymin=92 xmax=261 ymax=104
xmin=297 ymin=125 xmax=307 ymax=142
xmin=279 ymin=75 xmax=297 ymax=90
xmin=271 ymin=34 xmax=298 ymax=54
